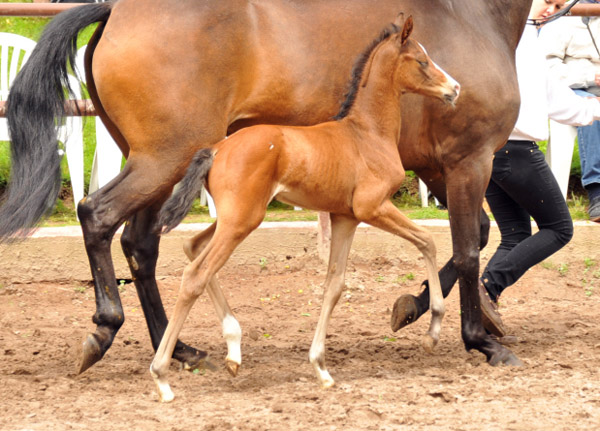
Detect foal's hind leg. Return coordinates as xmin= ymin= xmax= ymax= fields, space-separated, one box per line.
xmin=184 ymin=224 xmax=242 ymax=376
xmin=309 ymin=214 xmax=358 ymax=388
xmin=120 ymin=204 xmax=208 ymax=370
xmin=361 ymin=200 xmax=445 ymax=351
xmin=150 ymin=224 xmax=255 ymax=402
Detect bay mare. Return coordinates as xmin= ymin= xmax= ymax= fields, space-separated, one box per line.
xmin=2 ymin=0 xmax=530 ymax=375
xmin=149 ymin=16 xmax=460 ymax=401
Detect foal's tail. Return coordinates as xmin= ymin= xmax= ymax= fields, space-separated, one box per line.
xmin=0 ymin=3 xmax=112 ymax=242
xmin=159 ymin=149 xmax=215 ymax=233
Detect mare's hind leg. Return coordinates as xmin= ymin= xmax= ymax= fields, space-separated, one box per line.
xmin=309 ymin=214 xmax=358 ymax=388
xmin=360 ymin=200 xmax=445 ymax=351
xmin=77 ymin=157 xmax=193 ymax=373
xmin=184 ymin=224 xmax=242 ymax=376
xmin=120 ymin=204 xmax=208 ymax=370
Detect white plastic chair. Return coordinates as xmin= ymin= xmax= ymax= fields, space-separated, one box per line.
xmin=1 ymin=33 xmax=87 ymax=210
xmin=74 ymin=45 xmax=123 ymax=195
xmin=60 ymin=73 xmax=85 ymax=210
xmin=547 ymin=120 xmax=576 ymax=200
xmin=0 ymin=33 xmax=36 ymax=141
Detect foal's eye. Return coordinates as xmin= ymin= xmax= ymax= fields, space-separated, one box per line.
xmin=417 ymin=60 xmax=428 ymax=67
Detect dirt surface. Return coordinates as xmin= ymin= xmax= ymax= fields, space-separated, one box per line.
xmin=1 ymin=221 xmax=600 ymax=431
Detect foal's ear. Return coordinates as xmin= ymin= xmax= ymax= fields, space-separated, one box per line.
xmin=401 ymin=15 xmax=414 ymax=45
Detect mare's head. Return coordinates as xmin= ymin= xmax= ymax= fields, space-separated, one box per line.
xmin=392 ymin=15 xmax=460 ymax=106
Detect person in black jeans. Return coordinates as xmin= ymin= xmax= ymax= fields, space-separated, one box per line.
xmin=479 ymin=141 xmax=574 ymax=338
xmin=391 ymin=0 xmax=600 ymax=341
xmin=478 ymin=0 xmax=600 ymax=339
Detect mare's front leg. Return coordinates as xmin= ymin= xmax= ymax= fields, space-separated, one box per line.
xmin=120 ymin=204 xmax=208 ymax=370
xmin=309 ymin=214 xmax=358 ymax=388
xmin=443 ymin=171 xmax=521 ymax=366
xmin=184 ymin=224 xmax=242 ymax=376
xmin=359 ymin=200 xmax=445 ymax=351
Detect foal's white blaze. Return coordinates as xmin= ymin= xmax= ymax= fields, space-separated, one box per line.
xmin=418 ymin=42 xmax=461 ymax=100
xmin=222 ymin=314 xmax=242 ymax=369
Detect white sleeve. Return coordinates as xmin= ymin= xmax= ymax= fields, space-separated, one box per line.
xmin=541 ymin=21 xmax=595 ymax=89
xmin=547 ymin=71 xmax=600 ymax=126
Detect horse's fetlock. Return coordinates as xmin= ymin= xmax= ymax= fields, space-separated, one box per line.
xmin=92 ymin=311 xmax=125 ymax=333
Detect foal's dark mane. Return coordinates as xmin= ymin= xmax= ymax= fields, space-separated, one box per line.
xmin=334 ymin=23 xmax=401 ymax=120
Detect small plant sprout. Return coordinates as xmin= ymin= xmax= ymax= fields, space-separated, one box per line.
xmin=375 ymin=275 xmax=385 ymax=283
xmin=74 ymin=286 xmax=86 ymax=294
xmin=394 ymin=272 xmax=415 ymax=284
xmin=558 ymin=263 xmax=569 ymax=277
xmin=540 ymin=261 xmax=554 ymax=270
xmin=259 ymin=257 xmax=268 ymax=269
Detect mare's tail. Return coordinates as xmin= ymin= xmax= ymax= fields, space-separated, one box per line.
xmin=0 ymin=3 xmax=112 ymax=241
xmin=159 ymin=149 xmax=215 ymax=233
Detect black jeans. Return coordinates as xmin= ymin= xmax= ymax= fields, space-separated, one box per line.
xmin=481 ymin=140 xmax=573 ymax=301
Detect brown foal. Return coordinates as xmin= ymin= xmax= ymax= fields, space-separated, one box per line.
xmin=150 ymin=16 xmax=460 ymax=402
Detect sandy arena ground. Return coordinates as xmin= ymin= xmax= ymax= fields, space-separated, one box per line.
xmin=1 ymin=220 xmax=599 ymax=430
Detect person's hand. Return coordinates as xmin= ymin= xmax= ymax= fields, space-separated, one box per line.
xmin=595 ymin=73 xmax=600 ymax=86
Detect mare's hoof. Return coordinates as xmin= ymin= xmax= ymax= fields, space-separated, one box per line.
xmin=391 ymin=294 xmax=419 ymax=332
xmin=489 ymin=350 xmax=523 ymax=367
xmin=78 ymin=333 xmax=103 ymax=374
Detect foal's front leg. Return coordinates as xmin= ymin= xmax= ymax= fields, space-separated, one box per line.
xmin=363 ymin=200 xmax=445 ymax=351
xmin=309 ymin=215 xmax=358 ymax=388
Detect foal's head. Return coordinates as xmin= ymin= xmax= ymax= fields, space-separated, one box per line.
xmin=391 ymin=16 xmax=460 ymax=105
xmin=335 ymin=15 xmax=460 ymax=120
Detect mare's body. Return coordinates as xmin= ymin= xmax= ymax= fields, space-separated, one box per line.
xmin=2 ymin=0 xmax=531 ymax=372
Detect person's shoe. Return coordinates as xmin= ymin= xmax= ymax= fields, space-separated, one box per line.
xmin=478 ymin=282 xmax=506 ymax=337
xmin=489 ymin=333 xmax=519 ymax=346
xmin=589 ymin=196 xmax=600 ymax=223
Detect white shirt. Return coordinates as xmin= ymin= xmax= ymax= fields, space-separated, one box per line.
xmin=540 ymin=16 xmax=600 ymax=90
xmin=510 ymin=24 xmax=600 ymax=142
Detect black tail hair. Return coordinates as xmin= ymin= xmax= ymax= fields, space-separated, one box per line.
xmin=0 ymin=3 xmax=111 ymax=242
xmin=159 ymin=149 xmax=215 ymax=233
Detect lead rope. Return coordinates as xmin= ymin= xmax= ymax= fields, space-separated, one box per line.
xmin=584 ymin=18 xmax=600 ymax=58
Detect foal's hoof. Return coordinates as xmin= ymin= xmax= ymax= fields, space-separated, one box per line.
xmin=78 ymin=333 xmax=103 ymax=374
xmin=391 ymin=294 xmax=419 ymax=332
xmin=421 ymin=334 xmax=438 ymax=354
xmin=226 ymin=360 xmax=240 ymax=377
xmin=489 ymin=350 xmax=524 ymax=367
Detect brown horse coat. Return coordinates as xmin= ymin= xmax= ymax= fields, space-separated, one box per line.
xmin=3 ymin=0 xmax=531 ymax=372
